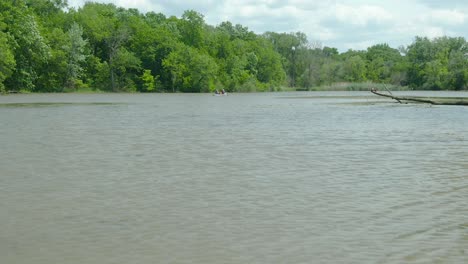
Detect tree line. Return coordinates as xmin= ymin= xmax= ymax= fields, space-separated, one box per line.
xmin=1 ymin=0 xmax=467 ymax=93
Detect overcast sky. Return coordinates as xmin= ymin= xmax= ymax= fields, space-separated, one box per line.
xmin=68 ymin=0 xmax=468 ymax=52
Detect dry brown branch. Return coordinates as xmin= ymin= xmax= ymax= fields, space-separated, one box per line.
xmin=370 ymin=88 xmax=468 ymax=106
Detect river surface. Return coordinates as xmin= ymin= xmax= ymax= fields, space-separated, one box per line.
xmin=1 ymin=92 xmax=467 ymax=264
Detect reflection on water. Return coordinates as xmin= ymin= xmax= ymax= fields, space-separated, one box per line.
xmin=0 ymin=102 xmax=123 ymax=107
xmin=0 ymin=92 xmax=467 ymax=264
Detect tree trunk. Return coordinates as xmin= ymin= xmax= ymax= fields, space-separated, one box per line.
xmin=370 ymin=88 xmax=468 ymax=106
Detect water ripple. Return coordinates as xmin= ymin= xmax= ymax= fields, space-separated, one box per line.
xmin=1 ymin=92 xmax=467 ymax=264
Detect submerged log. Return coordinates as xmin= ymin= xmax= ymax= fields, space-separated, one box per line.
xmin=370 ymin=88 xmax=468 ymax=106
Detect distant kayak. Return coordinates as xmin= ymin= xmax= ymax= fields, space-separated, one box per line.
xmin=213 ymin=92 xmax=228 ymax=96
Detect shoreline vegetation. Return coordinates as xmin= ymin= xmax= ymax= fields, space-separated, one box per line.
xmin=3 ymin=82 xmax=410 ymax=94
xmin=1 ymin=1 xmax=467 ymax=94
xmin=1 ymin=82 xmax=459 ymax=95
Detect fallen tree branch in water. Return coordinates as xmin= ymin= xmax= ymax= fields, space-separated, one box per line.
xmin=370 ymin=88 xmax=468 ymax=106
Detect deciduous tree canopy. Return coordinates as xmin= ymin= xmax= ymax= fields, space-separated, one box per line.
xmin=1 ymin=1 xmax=467 ymax=92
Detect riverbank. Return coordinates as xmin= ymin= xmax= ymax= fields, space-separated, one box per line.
xmin=3 ymin=82 xmax=459 ymax=95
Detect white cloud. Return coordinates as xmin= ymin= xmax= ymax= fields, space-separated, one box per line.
xmin=421 ymin=27 xmax=446 ymax=39
xmin=333 ymin=4 xmax=393 ymax=26
xmin=343 ymin=39 xmax=379 ymax=51
xmin=424 ymin=9 xmax=466 ymax=25
xmin=114 ymin=0 xmax=163 ymax=12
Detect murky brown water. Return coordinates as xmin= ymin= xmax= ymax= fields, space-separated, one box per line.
xmin=1 ymin=92 xmax=467 ymax=263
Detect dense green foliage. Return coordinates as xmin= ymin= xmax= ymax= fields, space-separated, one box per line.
xmin=1 ymin=1 xmax=467 ymax=93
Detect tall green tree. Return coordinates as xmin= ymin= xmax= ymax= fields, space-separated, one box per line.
xmin=406 ymin=37 xmax=433 ymax=88
xmin=366 ymin=44 xmax=403 ymax=83
xmin=252 ymin=38 xmax=285 ymax=88
xmin=343 ymin=55 xmax=366 ymax=82
xmin=23 ymin=0 xmax=74 ymax=91
xmin=109 ymin=47 xmax=141 ymax=91
xmin=263 ymin=31 xmax=308 ymax=87
xmin=130 ymin=12 xmax=178 ymax=91
xmin=447 ymin=50 xmax=468 ymax=90
xmin=76 ymin=3 xmax=134 ymax=91
xmin=36 ymin=27 xmax=68 ymax=91
xmin=64 ymin=22 xmax=88 ymax=90
xmin=0 ymin=31 xmax=15 ymax=93
xmin=178 ymin=10 xmax=205 ymax=49
xmin=2 ymin=0 xmax=50 ymax=92
xmin=0 ymin=1 xmax=15 ymax=92
xmin=297 ymin=44 xmax=325 ymax=88
xmin=163 ymin=43 xmax=218 ymax=92
xmin=406 ymin=36 xmax=467 ymax=89
xmin=320 ymin=59 xmax=343 ymax=84
xmin=140 ymin=69 xmax=156 ymax=92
